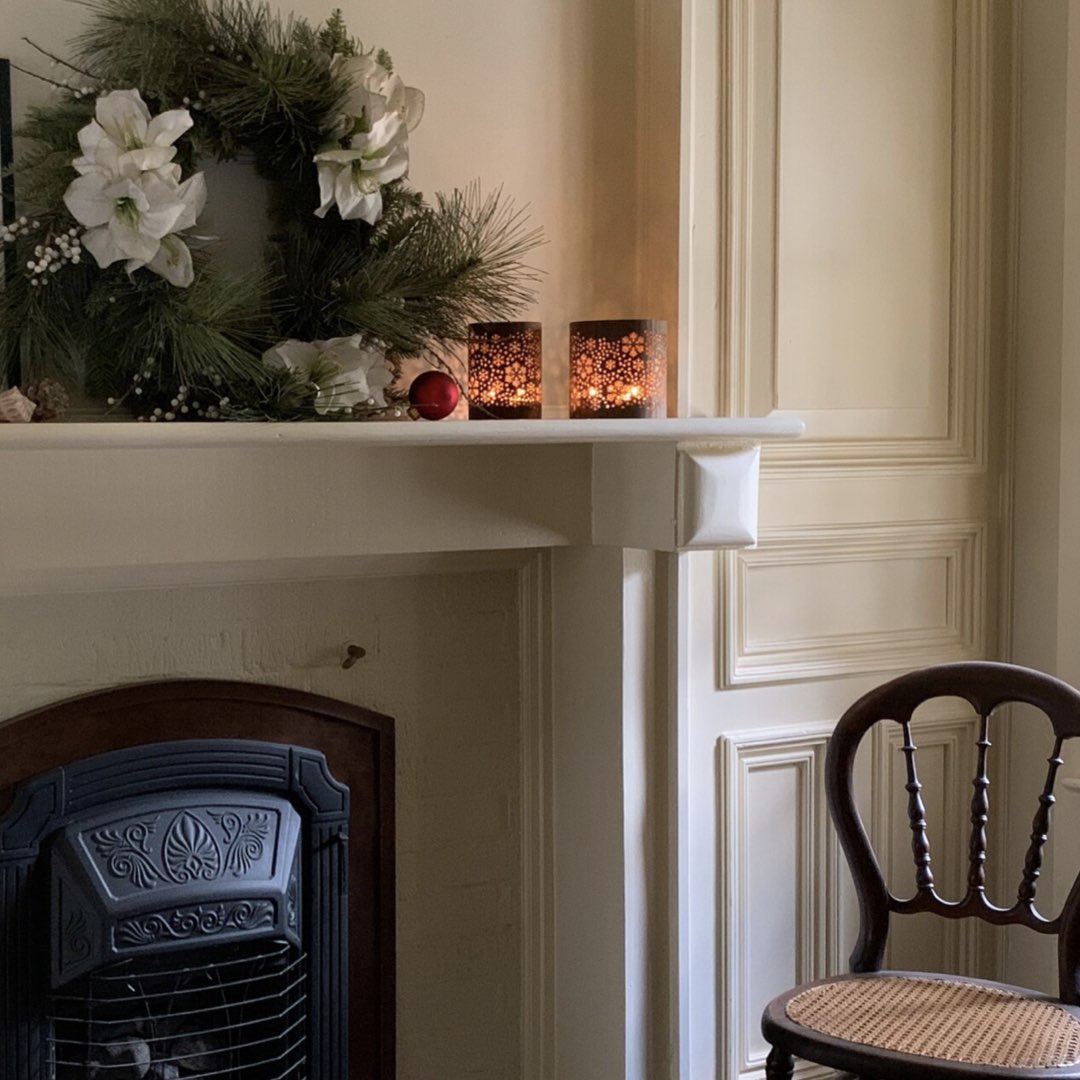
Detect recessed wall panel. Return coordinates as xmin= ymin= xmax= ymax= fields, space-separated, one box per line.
xmin=776 ymin=0 xmax=953 ymax=433
xmin=725 ymin=524 xmax=984 ymax=684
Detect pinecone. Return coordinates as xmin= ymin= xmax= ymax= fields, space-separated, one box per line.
xmin=24 ymin=378 xmax=71 ymax=422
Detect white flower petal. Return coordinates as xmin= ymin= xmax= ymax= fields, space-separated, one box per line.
xmin=77 ymin=121 xmax=109 ymax=162
xmin=363 ymin=147 xmax=408 ymax=188
xmin=400 ymin=87 xmax=425 ymax=131
xmin=335 ymin=168 xmax=382 ymax=223
xmin=108 ymin=215 xmax=162 ymax=264
xmin=153 ymin=163 xmax=183 ymax=185
xmin=95 ymin=89 xmax=151 ymax=150
xmin=63 ymin=172 xmax=115 ymax=228
xmin=173 ymin=172 xmax=207 ymax=232
xmin=264 ymin=334 xmax=391 ymax=410
xmin=315 ymin=148 xmax=367 ymax=164
xmin=103 ymin=175 xmax=151 ymax=209
xmin=145 ymin=108 xmax=194 ymax=148
xmin=332 ymin=51 xmax=423 ymax=137
xmin=327 ymin=334 xmax=365 ymax=352
xmin=138 ymin=202 xmax=186 ymax=240
xmin=314 ymin=159 xmax=340 ymax=218
xmin=364 ymin=110 xmax=406 ymax=153
xmin=121 ymin=146 xmax=177 ymax=173
xmin=81 ymin=224 xmax=128 ymax=269
xmin=382 ymin=74 xmax=407 ymax=115
xmin=263 ymin=340 xmax=322 ymax=372
xmin=135 ymin=172 xmax=188 ymax=238
xmin=145 ymin=234 xmax=194 ymax=287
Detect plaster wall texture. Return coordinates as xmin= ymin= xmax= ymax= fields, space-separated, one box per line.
xmin=0 ymin=570 xmax=525 ymax=1080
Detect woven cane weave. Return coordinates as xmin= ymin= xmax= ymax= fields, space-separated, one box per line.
xmin=785 ymin=975 xmax=1080 ymax=1068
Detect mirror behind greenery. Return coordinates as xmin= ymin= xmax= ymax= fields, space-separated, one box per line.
xmin=0 ymin=0 xmax=542 ymax=422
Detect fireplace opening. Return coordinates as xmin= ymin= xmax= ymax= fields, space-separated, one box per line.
xmin=0 ymin=681 xmax=395 ymax=1080
xmin=49 ymin=939 xmax=307 ymax=1080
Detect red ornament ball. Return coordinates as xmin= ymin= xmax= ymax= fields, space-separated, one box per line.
xmin=409 ymin=369 xmax=460 ymax=420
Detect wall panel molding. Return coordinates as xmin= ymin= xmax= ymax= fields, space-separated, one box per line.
xmin=517 ymin=553 xmax=555 ymax=1079
xmin=718 ymin=724 xmax=841 ymax=1080
xmin=718 ymin=0 xmax=993 ymax=470
xmin=723 ymin=522 xmax=986 ymax=686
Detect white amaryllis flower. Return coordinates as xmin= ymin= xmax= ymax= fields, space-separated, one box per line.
xmin=126 ymin=172 xmax=207 ymax=286
xmin=64 ymin=169 xmax=206 ymax=288
xmin=73 ymin=89 xmax=193 ymax=180
xmin=313 ymin=112 xmax=408 ymax=224
xmin=263 ymin=335 xmax=394 ymax=414
xmin=332 ymin=52 xmax=424 ymax=133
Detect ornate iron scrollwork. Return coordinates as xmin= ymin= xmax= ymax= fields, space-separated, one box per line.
xmin=116 ymin=900 xmax=276 ymax=947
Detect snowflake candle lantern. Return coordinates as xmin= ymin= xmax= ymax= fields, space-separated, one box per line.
xmin=467 ymin=321 xmax=542 ymax=419
xmin=568 ymin=319 xmax=667 ymax=419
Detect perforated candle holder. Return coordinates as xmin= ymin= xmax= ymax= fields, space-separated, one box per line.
xmin=467 ymin=321 xmax=543 ymax=419
xmin=568 ymin=319 xmax=667 ymax=419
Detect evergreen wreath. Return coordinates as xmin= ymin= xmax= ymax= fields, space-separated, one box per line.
xmin=0 ymin=0 xmax=542 ymax=421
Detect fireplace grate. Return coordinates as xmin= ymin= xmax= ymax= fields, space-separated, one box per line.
xmin=47 ymin=939 xmax=307 ymax=1079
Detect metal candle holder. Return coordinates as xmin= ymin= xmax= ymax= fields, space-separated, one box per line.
xmin=568 ymin=319 xmax=667 ymax=419
xmin=467 ymin=321 xmax=543 ymax=419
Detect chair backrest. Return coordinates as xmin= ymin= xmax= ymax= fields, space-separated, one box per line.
xmin=826 ymin=661 xmax=1080 ymax=1003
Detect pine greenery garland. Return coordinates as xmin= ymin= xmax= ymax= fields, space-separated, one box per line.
xmin=0 ymin=0 xmax=542 ymax=420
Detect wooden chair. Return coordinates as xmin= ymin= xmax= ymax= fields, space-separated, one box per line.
xmin=761 ymin=661 xmax=1080 ymax=1080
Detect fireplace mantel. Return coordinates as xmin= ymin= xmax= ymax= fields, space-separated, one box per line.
xmin=0 ymin=416 xmax=802 ymax=595
xmin=0 ymin=413 xmax=805 ymax=1077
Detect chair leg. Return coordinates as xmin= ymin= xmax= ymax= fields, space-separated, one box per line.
xmin=765 ymin=1046 xmax=795 ymax=1080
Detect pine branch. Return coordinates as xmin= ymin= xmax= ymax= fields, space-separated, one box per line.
xmin=338 ymin=184 xmax=544 ymax=354
xmin=82 ymin=256 xmax=274 ymax=395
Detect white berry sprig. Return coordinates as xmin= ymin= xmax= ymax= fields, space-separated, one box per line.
xmin=0 ymin=217 xmax=35 ymax=246
xmin=25 ymin=228 xmax=83 ymax=287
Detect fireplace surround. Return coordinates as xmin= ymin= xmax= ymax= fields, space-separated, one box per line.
xmin=0 ymin=416 xmax=805 ymax=1077
xmin=0 ymin=680 xmax=395 ymax=1080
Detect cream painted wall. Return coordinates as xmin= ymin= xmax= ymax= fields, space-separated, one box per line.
xmin=1 ymin=0 xmax=680 ymax=413
xmin=1005 ymin=0 xmax=1080 ymax=993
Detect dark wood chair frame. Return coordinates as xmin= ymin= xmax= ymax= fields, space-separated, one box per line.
xmin=761 ymin=661 xmax=1080 ymax=1080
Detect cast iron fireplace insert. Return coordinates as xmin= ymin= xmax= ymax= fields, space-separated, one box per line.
xmin=0 ymin=680 xmax=395 ymax=1080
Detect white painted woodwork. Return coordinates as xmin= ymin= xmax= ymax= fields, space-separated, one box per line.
xmin=677 ymin=447 xmax=760 ymax=549
xmin=0 ymin=418 xmax=800 ymax=596
xmin=717 ymin=725 xmax=840 ymax=1080
xmin=0 ymin=414 xmax=795 ymax=1079
xmin=679 ymin=1 xmax=1010 ymax=1075
xmin=724 ymin=523 xmax=985 ymax=685
xmin=550 ymin=547 xmax=670 ymax=1080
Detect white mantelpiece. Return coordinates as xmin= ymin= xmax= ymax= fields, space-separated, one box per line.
xmin=0 ymin=416 xmax=802 ymax=595
xmin=0 ymin=415 xmax=802 ymax=1080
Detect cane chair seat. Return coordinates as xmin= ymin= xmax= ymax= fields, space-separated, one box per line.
xmin=779 ymin=973 xmax=1080 ymax=1068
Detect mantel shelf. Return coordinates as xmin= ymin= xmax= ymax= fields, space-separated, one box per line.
xmin=0 ymin=415 xmax=803 ymax=451
xmin=0 ymin=415 xmax=803 ymax=595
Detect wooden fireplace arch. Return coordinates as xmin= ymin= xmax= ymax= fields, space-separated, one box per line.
xmin=0 ymin=678 xmax=395 ymax=1080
